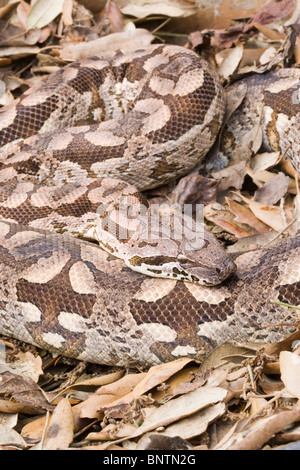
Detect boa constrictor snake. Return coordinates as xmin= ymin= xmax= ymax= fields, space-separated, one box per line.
xmin=0 ymin=44 xmax=299 ymax=367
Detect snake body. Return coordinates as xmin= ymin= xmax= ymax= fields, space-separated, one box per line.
xmin=0 ymin=45 xmax=299 ymax=367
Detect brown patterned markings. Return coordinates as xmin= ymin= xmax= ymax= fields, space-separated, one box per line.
xmin=51 ymin=130 xmax=128 ymax=166
xmin=13 ymin=156 xmax=44 ymax=177
xmin=146 ymin=71 xmax=217 ymax=144
xmin=0 ymin=96 xmax=60 ymax=147
xmin=0 ymin=181 xmax=104 ymax=226
xmin=53 ymin=192 xmax=99 ymax=218
xmin=111 ymin=60 xmax=148 ymax=84
xmin=130 ymin=281 xmax=235 ymax=332
xmin=277 ymin=281 xmax=300 ymax=308
xmin=264 ymin=85 xmax=300 ymax=119
xmin=0 ymin=199 xmax=53 ymax=226
xmin=148 ymin=158 xmax=184 ymax=181
xmin=129 ymin=255 xmax=178 ymax=267
xmin=67 ymin=67 xmax=103 ymax=95
xmin=16 ymin=259 xmax=97 ymax=325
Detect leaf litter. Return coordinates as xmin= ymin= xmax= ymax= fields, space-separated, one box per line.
xmin=1 ymin=0 xmax=300 ymax=450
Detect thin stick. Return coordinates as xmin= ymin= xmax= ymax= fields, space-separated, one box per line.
xmin=271 ymin=299 xmax=300 ymax=310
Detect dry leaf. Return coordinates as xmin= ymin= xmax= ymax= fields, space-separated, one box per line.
xmin=251 ymin=151 xmax=282 ymax=171
xmin=60 ymin=28 xmax=154 ymax=61
xmin=100 ymin=358 xmax=195 ymax=416
xmin=217 ymin=45 xmax=244 ymax=80
xmin=0 ymin=371 xmax=53 ymax=414
xmin=171 ymin=172 xmax=218 ymax=206
xmin=204 ymin=203 xmax=253 ymax=238
xmin=0 ymin=46 xmax=40 ymax=59
xmin=86 ymin=422 xmax=138 ymax=441
xmin=43 ymin=398 xmax=74 ymax=450
xmin=224 ymin=82 xmax=248 ymax=122
xmin=120 ymin=385 xmax=227 ymax=437
xmin=0 ymin=412 xmax=18 ymax=429
xmin=280 ymin=351 xmax=300 ymax=398
xmin=160 ymin=402 xmax=226 ymax=440
xmin=152 ymin=365 xmax=202 ymax=402
xmin=226 ymin=197 xmax=269 ymax=233
xmin=0 ymin=1 xmax=20 ymax=21
xmin=247 ymin=200 xmax=289 ymax=231
xmin=237 ymin=194 xmax=292 ymax=231
xmin=16 ymin=0 xmax=30 ymax=30
xmin=212 ymin=161 xmax=247 ymax=192
xmin=80 ymin=373 xmax=147 ymax=419
xmin=121 ymin=0 xmax=196 ymax=18
xmin=90 ymin=386 xmax=227 ymax=447
xmin=26 ymin=0 xmax=64 ymax=30
xmin=62 ymin=0 xmax=73 ymax=26
xmin=97 ymin=0 xmax=124 ymax=33
xmin=251 ymin=0 xmax=296 ymax=25
xmin=253 ymin=172 xmax=290 ymax=205
xmin=136 ymin=433 xmax=192 ymax=450
xmin=0 ymin=351 xmax=43 ymax=383
xmin=67 ymin=369 xmax=124 ymax=389
xmin=0 ymin=424 xmax=27 ymax=449
xmin=221 ymin=407 xmax=300 ymax=450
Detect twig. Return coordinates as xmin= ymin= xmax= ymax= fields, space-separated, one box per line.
xmin=271 ymin=300 xmax=300 ymax=310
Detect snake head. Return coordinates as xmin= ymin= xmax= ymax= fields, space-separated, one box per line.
xmin=95 ymin=191 xmax=236 ymax=286
xmin=125 ymin=226 xmax=236 ymax=286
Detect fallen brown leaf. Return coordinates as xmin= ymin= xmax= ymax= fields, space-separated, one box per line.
xmin=59 ymin=29 xmax=154 ymax=61
xmin=280 ymin=351 xmax=300 ymax=398
xmin=43 ymin=398 xmax=74 ymax=450
xmin=253 ymin=172 xmax=290 ymax=205
xmin=0 ymin=371 xmax=54 ymax=415
xmin=224 ymin=407 xmax=300 ymax=450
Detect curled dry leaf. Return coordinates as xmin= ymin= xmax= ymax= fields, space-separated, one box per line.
xmin=204 ymin=202 xmax=253 ymax=238
xmin=0 ymin=351 xmax=43 ymax=383
xmin=65 ymin=369 xmax=124 ymax=390
xmin=226 ymin=197 xmax=270 ymax=233
xmin=220 ymin=407 xmax=300 ymax=450
xmin=237 ymin=193 xmax=294 ymax=232
xmin=100 ymin=358 xmax=195 ymax=413
xmin=0 ymin=371 xmax=54 ymax=415
xmin=97 ymin=0 xmax=124 ymax=33
xmin=80 ymin=372 xmax=147 ymax=419
xmin=217 ymin=45 xmax=244 ymax=81
xmin=0 ymin=46 xmax=40 ymax=59
xmin=250 ymin=151 xmax=282 ymax=171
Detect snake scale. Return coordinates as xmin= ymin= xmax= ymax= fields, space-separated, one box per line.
xmin=0 ymin=44 xmax=299 ymax=367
